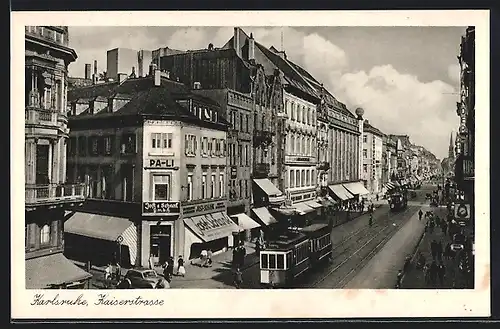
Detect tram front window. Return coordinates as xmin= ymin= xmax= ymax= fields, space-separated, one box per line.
xmin=277 ymin=254 xmax=284 ymax=269
xmin=269 ymin=254 xmax=277 ymax=269
xmin=261 ymin=254 xmax=268 ymax=268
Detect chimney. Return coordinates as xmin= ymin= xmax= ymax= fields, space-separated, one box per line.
xmin=193 ymin=81 xmax=201 ymax=90
xmin=154 ymin=70 xmax=161 ymax=86
xmin=92 ymin=60 xmax=98 ymax=84
xmin=248 ymin=33 xmax=255 ymax=60
xmin=130 ymin=66 xmax=136 ymax=78
xmin=85 ymin=64 xmax=91 ymax=80
xmin=233 ymin=27 xmax=241 ymax=57
xmin=118 ymin=73 xmax=128 ymax=83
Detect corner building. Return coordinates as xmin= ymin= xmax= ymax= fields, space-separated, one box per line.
xmin=66 ymin=71 xmax=237 ymax=269
xmin=24 ymin=26 xmax=91 ymax=289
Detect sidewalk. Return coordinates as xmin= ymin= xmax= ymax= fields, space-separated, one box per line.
xmin=401 ymin=207 xmax=474 ymax=289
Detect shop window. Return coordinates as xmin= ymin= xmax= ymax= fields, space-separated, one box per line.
xmin=153 ymin=175 xmax=171 ymax=201
xmin=40 ymin=224 xmax=51 ymax=246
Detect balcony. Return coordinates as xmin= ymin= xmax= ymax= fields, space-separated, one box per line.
xmin=25 ymin=183 xmax=87 ymax=209
xmin=25 ymin=107 xmax=58 ymax=126
xmin=253 ymin=163 xmax=270 ymax=178
xmin=317 ymin=161 xmax=330 ymax=171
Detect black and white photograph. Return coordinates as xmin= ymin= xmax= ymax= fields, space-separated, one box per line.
xmin=13 ymin=10 xmax=489 ymax=319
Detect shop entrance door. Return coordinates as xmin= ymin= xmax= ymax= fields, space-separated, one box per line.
xmin=150 ymin=225 xmax=172 ymax=266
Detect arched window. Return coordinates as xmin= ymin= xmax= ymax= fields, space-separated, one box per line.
xmin=40 ymin=224 xmax=50 ymax=245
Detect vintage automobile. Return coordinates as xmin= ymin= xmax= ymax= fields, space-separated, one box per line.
xmin=120 ymin=268 xmax=170 ymax=289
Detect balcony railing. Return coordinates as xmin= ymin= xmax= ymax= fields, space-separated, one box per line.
xmin=25 ymin=183 xmax=87 ymax=207
xmin=25 ymin=108 xmax=58 ymax=126
xmin=253 ymin=163 xmax=270 ymax=178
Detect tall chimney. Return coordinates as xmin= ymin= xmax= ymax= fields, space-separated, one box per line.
xmin=92 ymin=60 xmax=98 ymax=84
xmin=85 ymin=64 xmax=91 ymax=80
xmin=233 ymin=27 xmax=241 ymax=57
xmin=248 ymin=32 xmax=255 ymax=60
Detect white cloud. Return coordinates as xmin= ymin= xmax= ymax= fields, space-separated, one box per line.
xmin=67 ymin=26 xmax=458 ymax=159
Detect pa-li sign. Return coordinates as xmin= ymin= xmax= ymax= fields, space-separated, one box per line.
xmin=454 ymin=203 xmax=471 ymax=220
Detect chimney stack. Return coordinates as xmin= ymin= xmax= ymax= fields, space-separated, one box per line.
xmin=248 ymin=33 xmax=255 ymax=61
xmin=233 ymin=27 xmax=241 ymax=57
xmin=85 ymin=64 xmax=91 ymax=80
xmin=130 ymin=66 xmax=136 ymax=78
xmin=92 ymin=60 xmax=98 ymax=84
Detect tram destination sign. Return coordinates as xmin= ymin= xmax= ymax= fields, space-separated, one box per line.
xmin=142 ymin=201 xmax=180 ymax=216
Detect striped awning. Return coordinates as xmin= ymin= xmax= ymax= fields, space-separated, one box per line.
xmin=328 ymin=184 xmax=354 ymax=201
xmin=384 ymin=182 xmax=396 ymax=190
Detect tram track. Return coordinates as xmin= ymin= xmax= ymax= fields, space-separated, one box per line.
xmin=299 ymin=206 xmax=417 ymax=288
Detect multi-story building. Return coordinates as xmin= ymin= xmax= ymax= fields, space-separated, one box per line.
xmin=158 ymin=40 xmax=281 ymax=237
xmin=25 ymin=25 xmax=91 ymax=289
xmin=361 ymin=120 xmax=384 ymax=196
xmin=382 ymin=134 xmax=398 ymax=189
xmin=65 ymin=70 xmax=242 ymax=268
xmin=455 ymin=29 xmax=474 ymax=203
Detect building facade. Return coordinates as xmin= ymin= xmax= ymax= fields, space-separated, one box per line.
xmin=361 ymin=120 xmax=384 ymax=195
xmin=25 ymin=25 xmax=91 ymax=289
xmin=65 ymin=72 xmax=245 ymax=268
xmin=454 ymin=26 xmax=475 ymax=205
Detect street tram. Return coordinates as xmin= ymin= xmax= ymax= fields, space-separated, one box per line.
xmin=388 ymin=187 xmax=408 ymax=212
xmin=259 ymin=223 xmax=332 ymax=287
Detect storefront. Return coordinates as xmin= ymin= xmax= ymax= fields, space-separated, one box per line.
xmin=230 ymin=212 xmax=261 ymax=242
xmin=26 ymin=253 xmax=92 ymax=289
xmin=181 ymin=200 xmax=240 ymax=260
xmin=140 ymin=201 xmax=181 ymax=268
xmin=64 ymin=212 xmax=138 ymax=267
xmin=343 ymin=181 xmax=370 ymax=201
xmin=328 ymin=184 xmax=354 ymax=207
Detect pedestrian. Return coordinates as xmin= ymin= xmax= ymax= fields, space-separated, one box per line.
xmin=232 ymin=246 xmax=238 ymax=269
xmin=369 ymin=213 xmax=373 ymax=227
xmin=177 ymin=255 xmax=186 ymax=277
xmin=430 ymin=240 xmax=437 ymax=260
xmin=438 ymin=261 xmax=446 ymax=286
xmin=104 ymin=263 xmax=113 ymax=288
xmin=239 ymin=244 xmax=247 ymax=268
xmin=234 ymin=267 xmax=243 ymax=289
xmin=200 ymin=249 xmax=208 ymax=267
xmin=148 ymin=255 xmax=154 ymax=270
xmin=423 ymin=264 xmax=430 ymax=286
xmin=436 ymin=241 xmax=443 ymax=261
xmin=376 ymin=194 xmax=379 ymax=202
xmin=396 ymin=269 xmax=403 ymax=288
xmin=207 ymin=249 xmax=213 ymax=267
xmin=163 ymin=261 xmax=171 ymax=283
xmin=167 ymin=256 xmax=174 ymax=279
xmin=418 ymin=209 xmax=423 ymax=221
xmin=430 ymin=260 xmax=438 ymax=286
xmin=114 ymin=261 xmax=121 ymax=282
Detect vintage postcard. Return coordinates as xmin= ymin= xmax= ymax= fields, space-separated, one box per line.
xmin=11 ymin=10 xmax=490 ymax=319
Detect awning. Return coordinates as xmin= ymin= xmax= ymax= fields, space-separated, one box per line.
xmin=343 ymin=182 xmax=370 ymax=195
xmin=253 ymin=178 xmax=284 ymax=197
xmin=26 ymin=253 xmax=92 ymax=289
xmin=183 ymin=212 xmax=240 ymax=242
xmin=231 ymin=213 xmax=261 ymax=230
xmin=304 ymin=200 xmax=323 ymax=209
xmin=293 ymin=201 xmax=315 ymax=215
xmin=384 ymin=182 xmax=395 ymax=190
xmin=328 ymin=184 xmax=354 ymax=201
xmin=271 ymin=206 xmax=297 ymax=217
xmin=64 ymin=212 xmax=138 ymax=265
xmin=252 ymin=207 xmax=278 ymax=225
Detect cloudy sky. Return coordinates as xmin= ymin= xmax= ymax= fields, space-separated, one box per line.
xmin=67 ymin=26 xmax=466 ymax=159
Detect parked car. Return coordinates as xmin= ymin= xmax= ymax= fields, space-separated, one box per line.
xmin=122 ymin=268 xmax=170 ymax=289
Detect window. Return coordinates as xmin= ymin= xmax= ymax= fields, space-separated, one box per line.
xmin=363 ymin=149 xmax=367 ymax=158
xmin=269 ymin=254 xmax=276 ymax=268
xmin=296 ymin=171 xmax=300 ymax=187
xmin=277 ymin=254 xmax=285 ymax=269
xmin=104 ymin=136 xmax=112 ymax=155
xmin=290 ymin=170 xmax=294 ymax=188
xmin=261 ymin=254 xmax=269 ymax=268
xmin=202 ymin=174 xmax=207 ymax=199
xmin=153 ymin=175 xmax=171 ymax=201
xmin=211 ymin=174 xmax=216 ymax=198
xmin=219 ymin=174 xmax=224 ymax=197
xmin=238 ymin=144 xmax=243 ymax=166
xmin=244 ymin=179 xmax=248 ymax=198
xmin=187 ymin=174 xmax=193 ymax=201
xmin=306 ymin=170 xmax=310 ymax=186
xmin=245 ymin=114 xmax=249 ymax=132
xmin=363 ymin=134 xmax=367 ymax=143
xmin=363 ymin=164 xmax=368 ymax=173
xmin=301 ymin=136 xmax=305 ymax=155
xmin=245 ymin=145 xmax=249 ymax=166
xmin=202 ymin=137 xmax=208 ymax=156
xmin=152 ymin=133 xmax=161 ymax=149
xmin=121 ymin=134 xmax=136 ymax=154
xmin=291 ymin=135 xmax=295 ymax=154
xmin=291 ymin=103 xmax=295 ymax=120
xmin=40 ymin=224 xmax=50 ymax=245
xmin=312 ymin=169 xmax=315 ymax=185
xmin=301 ymin=170 xmax=305 ymax=187
xmin=91 ymin=137 xmax=99 ymax=155
xmin=239 ymin=180 xmax=243 ymax=198
xmin=240 ymin=113 xmax=243 ymax=132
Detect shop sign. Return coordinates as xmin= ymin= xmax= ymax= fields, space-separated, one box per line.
xmin=181 ymin=200 xmax=226 ymax=215
xmin=454 ymin=203 xmax=471 ymax=220
xmin=296 ymin=157 xmax=311 ymax=162
xmin=147 ymin=159 xmax=175 ymax=169
xmin=192 ymin=214 xmax=234 ymax=233
xmin=143 ymin=201 xmax=180 ymax=215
